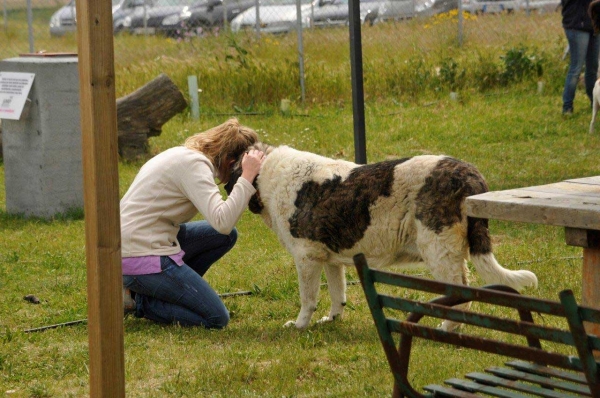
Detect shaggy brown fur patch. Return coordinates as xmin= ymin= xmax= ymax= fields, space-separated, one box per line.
xmin=415 ymin=157 xmax=491 ymax=255
xmin=288 ymin=159 xmax=410 ymax=253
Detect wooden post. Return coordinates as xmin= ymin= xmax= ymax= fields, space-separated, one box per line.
xmin=75 ymin=0 xmax=125 ymax=396
xmin=583 ymin=247 xmax=600 ymax=341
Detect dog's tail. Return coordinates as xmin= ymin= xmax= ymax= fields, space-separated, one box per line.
xmin=468 ymin=217 xmax=538 ymax=291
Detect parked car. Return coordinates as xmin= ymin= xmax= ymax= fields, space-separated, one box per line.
xmin=49 ymin=0 xmax=77 ymax=36
xmin=367 ymin=0 xmax=458 ymax=22
xmin=518 ymin=0 xmax=560 ymax=13
xmin=49 ymin=0 xmax=149 ymax=36
xmin=120 ymin=0 xmax=196 ymax=34
xmin=305 ymin=0 xmax=379 ymax=28
xmin=461 ymin=0 xmax=558 ymax=13
xmin=230 ymin=0 xmax=317 ymax=34
xmin=161 ymin=0 xmax=255 ymax=37
xmin=461 ymin=0 xmax=519 ymax=13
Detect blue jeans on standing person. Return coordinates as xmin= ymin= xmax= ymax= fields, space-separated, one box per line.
xmin=122 ymin=221 xmax=237 ymax=328
xmin=563 ymin=28 xmax=600 ymax=113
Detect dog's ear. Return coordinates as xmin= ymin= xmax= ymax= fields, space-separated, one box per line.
xmin=590 ymin=0 xmax=600 ymax=33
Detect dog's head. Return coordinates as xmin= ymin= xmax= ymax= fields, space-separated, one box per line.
xmin=224 ymin=142 xmax=274 ymax=214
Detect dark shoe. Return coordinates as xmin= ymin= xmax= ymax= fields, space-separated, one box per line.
xmin=123 ymin=287 xmax=136 ymax=316
xmin=563 ymin=108 xmax=573 ymax=116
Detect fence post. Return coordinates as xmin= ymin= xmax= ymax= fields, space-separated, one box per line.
xmin=143 ymin=2 xmax=148 ymax=35
xmin=3 ymin=0 xmax=7 ymax=33
xmin=26 ymin=0 xmax=34 ymax=53
xmin=254 ymin=0 xmax=260 ymax=38
xmin=223 ymin=0 xmax=228 ymax=31
xmin=458 ymin=0 xmax=463 ymax=47
xmin=296 ymin=0 xmax=306 ymax=105
xmin=188 ymin=75 xmax=200 ymax=119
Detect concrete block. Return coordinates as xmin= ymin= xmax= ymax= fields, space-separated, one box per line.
xmin=0 ymin=56 xmax=82 ymax=218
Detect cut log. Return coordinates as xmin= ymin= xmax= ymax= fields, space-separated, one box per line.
xmin=117 ymin=73 xmax=188 ymax=159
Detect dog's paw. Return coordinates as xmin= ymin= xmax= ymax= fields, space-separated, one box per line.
xmin=283 ymin=320 xmax=296 ymax=328
xmin=439 ymin=320 xmax=462 ymax=332
xmin=317 ymin=316 xmax=333 ymax=324
xmin=284 ymin=320 xmax=310 ymax=329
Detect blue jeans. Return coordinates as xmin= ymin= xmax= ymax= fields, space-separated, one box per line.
xmin=562 ymin=29 xmax=600 ymax=113
xmin=123 ymin=221 xmax=237 ymax=328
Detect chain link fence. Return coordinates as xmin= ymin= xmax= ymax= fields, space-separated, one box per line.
xmin=1 ymin=0 xmax=565 ymax=109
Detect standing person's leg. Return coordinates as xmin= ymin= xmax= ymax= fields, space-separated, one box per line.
xmin=177 ymin=221 xmax=238 ymax=276
xmin=563 ymin=29 xmax=590 ymax=113
xmin=585 ymin=31 xmax=600 ymax=105
xmin=123 ymin=257 xmax=230 ymax=328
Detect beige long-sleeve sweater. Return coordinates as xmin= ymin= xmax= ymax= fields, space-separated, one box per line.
xmin=120 ymin=146 xmax=256 ymax=258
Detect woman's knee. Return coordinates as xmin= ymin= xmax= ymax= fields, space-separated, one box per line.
xmin=205 ymin=308 xmax=230 ymax=329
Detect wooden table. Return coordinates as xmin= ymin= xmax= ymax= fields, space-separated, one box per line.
xmin=465 ymin=176 xmax=600 ymax=337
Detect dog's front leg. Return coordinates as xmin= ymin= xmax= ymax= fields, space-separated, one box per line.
xmin=591 ymin=96 xmax=599 ymax=134
xmin=284 ymin=259 xmax=323 ymax=329
xmin=317 ymin=263 xmax=346 ymax=324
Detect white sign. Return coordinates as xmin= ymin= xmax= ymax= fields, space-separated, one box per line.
xmin=0 ymin=72 xmax=35 ymax=120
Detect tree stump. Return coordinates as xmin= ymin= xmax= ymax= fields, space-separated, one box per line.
xmin=0 ymin=75 xmax=187 ymax=161
xmin=117 ymin=73 xmax=188 ymax=160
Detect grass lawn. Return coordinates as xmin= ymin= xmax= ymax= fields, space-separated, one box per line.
xmin=0 ymin=84 xmax=597 ymax=396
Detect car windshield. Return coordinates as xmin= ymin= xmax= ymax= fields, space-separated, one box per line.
xmin=112 ymin=0 xmax=121 ymax=5
xmin=261 ymin=0 xmax=313 ymax=5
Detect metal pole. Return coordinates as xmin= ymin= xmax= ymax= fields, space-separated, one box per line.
xmin=296 ymin=0 xmax=306 ymax=105
xmin=3 ymin=0 xmax=7 ymax=33
xmin=143 ymin=2 xmax=148 ymax=36
xmin=254 ymin=0 xmax=260 ymax=38
xmin=348 ymin=0 xmax=366 ymax=164
xmin=188 ymin=75 xmax=200 ymax=119
xmin=223 ymin=0 xmax=228 ymax=32
xmin=26 ymin=0 xmax=34 ymax=53
xmin=458 ymin=0 xmax=463 ymax=47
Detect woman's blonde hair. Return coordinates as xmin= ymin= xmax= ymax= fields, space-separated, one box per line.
xmin=184 ymin=118 xmax=258 ymax=183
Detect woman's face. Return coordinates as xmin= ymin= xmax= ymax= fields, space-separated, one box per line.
xmin=217 ymin=156 xmax=236 ymax=185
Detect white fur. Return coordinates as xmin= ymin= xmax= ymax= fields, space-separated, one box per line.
xmin=254 ymin=146 xmax=538 ymax=330
xmin=590 ymin=79 xmax=600 ymax=134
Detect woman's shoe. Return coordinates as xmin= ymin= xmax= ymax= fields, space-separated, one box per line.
xmin=123 ymin=287 xmax=136 ymax=315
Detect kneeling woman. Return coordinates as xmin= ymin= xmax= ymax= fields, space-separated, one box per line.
xmin=121 ymin=118 xmax=264 ymax=328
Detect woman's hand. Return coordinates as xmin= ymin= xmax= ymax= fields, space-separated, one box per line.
xmin=240 ymin=149 xmax=265 ymax=183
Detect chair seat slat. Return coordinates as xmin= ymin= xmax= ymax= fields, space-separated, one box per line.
xmin=466 ymin=372 xmax=581 ymax=398
xmin=505 ymin=361 xmax=588 ymax=385
xmin=424 ymin=383 xmax=485 ymax=397
xmin=485 ymin=367 xmax=591 ymax=396
xmin=446 ymin=377 xmax=541 ymax=398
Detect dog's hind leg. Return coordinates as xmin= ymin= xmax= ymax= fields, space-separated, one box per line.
xmin=317 ymin=263 xmax=346 ymax=324
xmin=591 ymin=94 xmax=599 ymax=134
xmin=284 ymin=259 xmax=324 ymax=329
xmin=416 ymin=225 xmax=472 ymax=332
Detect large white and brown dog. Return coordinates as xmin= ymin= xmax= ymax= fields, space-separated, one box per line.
xmin=226 ymin=144 xmax=538 ymax=331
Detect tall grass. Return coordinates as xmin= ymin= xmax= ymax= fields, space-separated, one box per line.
xmin=1 ymin=9 xmax=598 ymax=398
xmin=3 ymin=9 xmax=565 ymax=110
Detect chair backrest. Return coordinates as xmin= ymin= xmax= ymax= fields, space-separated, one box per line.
xmin=353 ymin=253 xmax=600 ymax=398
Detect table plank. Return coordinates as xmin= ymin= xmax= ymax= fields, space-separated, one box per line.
xmin=465 ymin=188 xmax=600 ymax=230
xmin=522 ymin=182 xmax=600 ymax=198
xmin=565 ymin=176 xmax=600 ymax=186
